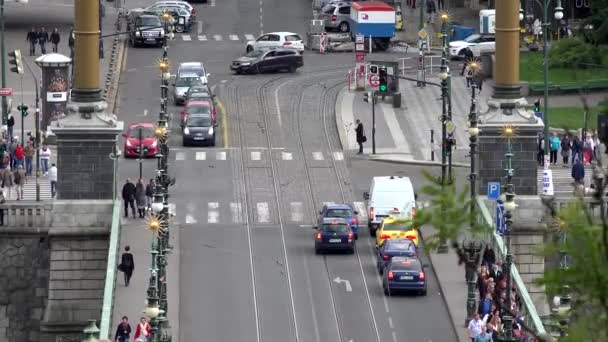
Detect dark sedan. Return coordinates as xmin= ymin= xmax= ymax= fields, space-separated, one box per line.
xmin=230 ymin=48 xmax=303 ymax=74
xmin=182 ymin=114 xmax=215 ymax=146
xmin=382 ymin=257 xmax=427 ymax=296
xmin=376 ymin=239 xmax=417 ymax=274
xmin=314 ymin=218 xmax=355 ymax=254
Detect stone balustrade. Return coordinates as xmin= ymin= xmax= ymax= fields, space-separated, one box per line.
xmin=0 ymin=201 xmax=53 ymax=228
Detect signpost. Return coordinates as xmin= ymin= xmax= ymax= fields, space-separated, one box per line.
xmin=355 ymin=52 xmax=365 ymax=62
xmin=0 ymin=88 xmax=12 ymax=96
xmin=354 ymin=33 xmax=365 ymax=90
xmin=368 ymin=74 xmax=380 ymax=87
xmin=487 ymin=182 xmax=501 ymax=200
xmin=320 ymin=32 xmax=326 ymax=54
xmin=542 ymin=169 xmax=554 ymax=196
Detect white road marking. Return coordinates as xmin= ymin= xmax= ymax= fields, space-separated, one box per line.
xmin=198 ymin=35 xmax=207 ymax=41
xmin=251 ymin=151 xmax=261 ymax=161
xmin=169 ymin=203 xmax=176 ymax=216
xmin=323 ymin=201 xmax=335 ymax=206
xmin=196 ymin=151 xmax=207 ymax=160
xmin=256 ymin=202 xmax=270 ymax=223
xmin=186 ymin=203 xmax=197 ymax=224
xmin=230 ymin=202 xmax=243 ymax=223
xmin=208 ymin=202 xmax=219 ymax=223
xmin=245 ymin=34 xmax=256 ymax=41
xmin=181 ymin=35 xmax=192 ymax=41
xmin=392 ymin=331 xmax=398 ymax=342
xmin=229 ymin=34 xmax=239 ymax=41
xmin=388 ymin=316 xmax=393 ymax=329
xmin=290 ymin=202 xmax=303 ymax=222
xmin=353 ymin=202 xmax=367 ymax=219
xmin=196 ymin=20 xmax=203 ymax=34
xmin=282 ymin=152 xmax=293 ymax=160
xmin=274 ymin=81 xmax=284 ymax=127
xmin=216 ymin=151 xmax=226 ymax=160
xmin=333 ymin=151 xmax=344 ymax=160
xmin=143 ymin=109 xmax=148 ymax=116
xmin=312 ymin=152 xmax=324 ymax=160
xmin=210 ymin=0 xmax=215 ymax=6
xmin=175 ymin=152 xmax=185 ymax=161
xmin=381 ymin=103 xmax=411 ymax=154
xmin=213 ymin=34 xmax=222 ymax=41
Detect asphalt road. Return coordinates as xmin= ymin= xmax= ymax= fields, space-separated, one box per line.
xmin=115 ymin=0 xmax=460 ymax=341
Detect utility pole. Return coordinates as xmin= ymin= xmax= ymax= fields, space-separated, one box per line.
xmin=138 ymin=126 xmax=144 ymax=180
xmin=372 ymin=90 xmax=376 ymax=155
xmin=1 ymin=0 xmax=7 ymax=126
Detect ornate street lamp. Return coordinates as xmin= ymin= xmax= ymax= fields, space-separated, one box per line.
xmin=462 ymin=239 xmax=483 ymax=327
xmin=468 ymin=61 xmax=481 ymax=221
xmin=82 ymin=319 xmax=100 ymax=342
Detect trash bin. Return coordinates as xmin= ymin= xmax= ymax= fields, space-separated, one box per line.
xmin=393 ymin=92 xmax=401 ymax=108
xmin=449 ymin=25 xmax=475 ymax=42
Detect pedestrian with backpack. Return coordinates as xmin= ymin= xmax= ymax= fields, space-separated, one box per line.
xmin=119 ymin=245 xmax=135 ymax=287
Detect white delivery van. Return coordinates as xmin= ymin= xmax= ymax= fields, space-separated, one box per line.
xmin=363 ymin=176 xmax=417 ymax=236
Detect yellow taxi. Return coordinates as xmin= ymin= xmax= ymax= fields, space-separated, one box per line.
xmin=375 ymin=216 xmax=419 ymax=248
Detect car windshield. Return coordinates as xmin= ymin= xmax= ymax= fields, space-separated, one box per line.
xmin=326 ymin=209 xmax=352 ymax=217
xmin=246 ymin=50 xmax=265 ymax=58
xmin=128 ymin=127 xmax=154 ymax=138
xmin=138 ymin=17 xmax=161 ymax=27
xmin=383 ymin=222 xmax=410 ymax=231
xmin=181 ymin=66 xmax=205 ymax=75
xmin=187 ymin=105 xmax=211 ymax=114
xmin=186 ymin=116 xmax=211 ymax=127
xmin=464 ymin=34 xmax=481 ymax=42
xmin=321 ymin=224 xmax=349 ymax=233
xmin=176 ymin=77 xmax=203 ymax=87
xmin=387 ymin=241 xmax=415 ymax=252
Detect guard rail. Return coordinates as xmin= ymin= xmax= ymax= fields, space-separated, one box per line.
xmin=99 ymin=200 xmax=122 ymax=339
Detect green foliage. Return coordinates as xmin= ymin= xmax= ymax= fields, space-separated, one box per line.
xmin=581 ymin=0 xmax=608 ymax=45
xmin=411 ymin=170 xmax=491 ymax=252
xmin=548 ymin=38 xmax=603 ymax=69
xmin=535 ymin=201 xmax=608 ymax=341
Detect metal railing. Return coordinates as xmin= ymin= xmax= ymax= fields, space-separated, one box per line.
xmin=99 ymin=200 xmax=122 ymax=339
xmin=476 ymin=196 xmax=548 ymax=336
xmin=398 ymin=55 xmax=444 ymax=76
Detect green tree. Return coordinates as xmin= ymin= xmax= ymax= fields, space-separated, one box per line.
xmin=581 ymin=0 xmax=608 ymax=45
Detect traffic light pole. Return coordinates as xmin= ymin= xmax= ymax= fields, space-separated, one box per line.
xmin=372 ymin=91 xmax=376 ymax=155
xmin=21 ymin=58 xmax=40 ymax=201
xmin=1 ymin=0 xmax=6 ymax=126
xmin=19 ymin=74 xmax=23 ymax=145
xmin=138 ymin=127 xmax=143 ymax=180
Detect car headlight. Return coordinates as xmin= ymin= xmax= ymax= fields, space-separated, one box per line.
xmin=135 ymin=31 xmax=141 ymax=37
xmin=126 ymin=140 xmax=133 ymax=147
xmin=240 ymin=62 xmax=251 ymax=66
xmin=183 ymin=127 xmax=190 ymax=135
xmin=208 ymin=127 xmax=214 ymax=135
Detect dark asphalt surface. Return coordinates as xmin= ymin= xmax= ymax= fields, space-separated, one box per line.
xmin=114 ymin=0 xmax=460 ymax=340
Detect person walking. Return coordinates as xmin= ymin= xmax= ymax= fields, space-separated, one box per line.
xmin=572 ymin=157 xmax=585 ymax=186
xmin=465 ymin=64 xmax=474 ymax=88
xmin=119 ymin=245 xmax=135 ymax=286
xmin=355 ymin=119 xmax=366 ymax=154
xmin=584 ymin=133 xmax=595 ymax=164
xmin=472 ymin=71 xmax=484 ymax=91
xmin=134 ymin=317 xmax=151 ymax=342
xmin=426 ymin=0 xmax=436 ymax=23
xmin=68 ymin=27 xmax=75 ymax=60
xmin=13 ymin=165 xmax=25 ymax=200
xmin=26 ymin=27 xmax=38 ymax=56
xmin=49 ymin=163 xmax=58 ymax=198
xmin=474 ymin=324 xmax=494 ymax=342
xmin=467 ymin=313 xmax=484 ymax=342
xmin=549 ymin=132 xmax=560 ymax=165
xmin=122 ymin=179 xmax=136 ymax=218
xmin=115 ymin=316 xmax=132 ymax=342
xmin=24 ymin=141 xmax=34 ymax=176
xmin=145 ymin=178 xmax=155 ymax=211
xmin=50 ymin=28 xmax=61 ymax=53
xmin=537 ymin=134 xmax=545 ymax=166
xmin=571 ymin=136 xmax=583 ymax=165
xmin=8 ymin=137 xmax=17 ymax=169
xmin=13 ymin=143 xmax=24 ymax=169
xmin=460 ymin=48 xmax=474 ymax=75
xmin=135 ymin=179 xmax=146 ymax=218
xmin=560 ymin=134 xmax=571 ymax=167
xmin=7 ymin=113 xmax=14 ymax=142
xmin=40 ymin=144 xmax=51 ymax=175
xmin=2 ymin=165 xmax=13 ymax=200
xmin=38 ymin=27 xmax=49 ymax=54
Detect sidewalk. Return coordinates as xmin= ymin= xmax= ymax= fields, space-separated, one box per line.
xmin=111 ymin=218 xmax=181 ymax=342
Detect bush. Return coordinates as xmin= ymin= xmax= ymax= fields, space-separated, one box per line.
xmin=548 ymin=38 xmax=603 ymax=69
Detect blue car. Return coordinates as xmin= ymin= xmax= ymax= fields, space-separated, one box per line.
xmin=376 ymin=239 xmax=418 ymax=274
xmin=382 ymin=257 xmax=427 ymax=296
xmin=318 ymin=203 xmax=360 ymax=239
xmin=314 ymin=218 xmax=355 ymax=254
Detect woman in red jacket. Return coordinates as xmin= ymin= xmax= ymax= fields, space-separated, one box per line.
xmin=134 ymin=317 xmax=151 ymax=342
xmin=14 ymin=144 xmax=24 ymax=168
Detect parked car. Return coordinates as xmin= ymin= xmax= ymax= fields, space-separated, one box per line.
xmin=182 ymin=114 xmax=215 ymax=146
xmin=321 ymin=2 xmax=351 ymax=32
xmin=230 ymin=48 xmax=303 ymax=74
xmin=173 ymin=72 xmax=205 ymax=105
xmin=449 ymin=33 xmax=495 ymax=58
xmin=246 ymin=32 xmax=305 ymax=53
xmin=123 ymin=123 xmax=158 ymax=158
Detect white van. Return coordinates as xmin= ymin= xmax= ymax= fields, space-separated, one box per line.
xmin=363 ymin=176 xmax=417 ymax=236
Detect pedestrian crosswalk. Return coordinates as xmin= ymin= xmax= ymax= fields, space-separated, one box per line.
xmin=536 ymin=166 xmax=592 ymax=196
xmin=171 ymin=149 xmax=345 ymax=162
xmin=4 ymin=175 xmax=53 ymax=201
xmin=177 ymin=33 xmax=257 ymax=42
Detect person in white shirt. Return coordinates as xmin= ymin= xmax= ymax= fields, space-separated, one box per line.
xmin=468 ymin=313 xmax=484 ymax=342
xmin=40 ymin=145 xmax=51 ymax=175
xmin=49 ymin=163 xmax=58 ymax=198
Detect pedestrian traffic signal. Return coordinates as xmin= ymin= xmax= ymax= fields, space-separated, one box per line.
xmin=363 ymin=91 xmax=372 ymax=103
xmin=378 ymin=66 xmax=388 ymax=93
xmin=534 ymin=99 xmax=540 ymax=113
xmin=8 ymin=50 xmax=24 ymax=75
xmin=369 ymin=65 xmax=378 ymax=74
xmin=17 ymin=104 xmax=28 ymax=117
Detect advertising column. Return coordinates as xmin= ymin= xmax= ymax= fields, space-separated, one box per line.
xmin=35 ymin=54 xmax=72 ymax=131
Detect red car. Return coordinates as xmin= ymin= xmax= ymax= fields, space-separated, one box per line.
xmin=180 ymin=100 xmax=216 ymax=127
xmin=122 ymin=123 xmax=158 ymax=158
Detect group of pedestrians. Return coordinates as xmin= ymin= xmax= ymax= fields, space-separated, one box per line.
xmin=114 ymin=315 xmax=151 ymax=342
xmin=122 ymin=178 xmax=157 ymax=218
xmin=26 ymin=26 xmax=75 ymax=57
xmin=467 ymin=246 xmax=536 ymax=342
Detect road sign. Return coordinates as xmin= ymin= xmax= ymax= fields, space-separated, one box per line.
xmin=355 ymin=33 xmax=364 ymax=43
xmin=542 ymin=169 xmax=554 ymax=196
xmin=0 ymin=88 xmax=13 ymax=96
xmin=355 ymin=43 xmax=365 ymax=51
xmin=418 ymin=28 xmax=427 ymax=40
xmin=355 ymin=52 xmax=365 ymax=62
xmin=496 ymin=199 xmax=506 ymax=235
xmin=368 ymin=75 xmax=380 ymax=87
xmin=487 ymin=182 xmax=501 ymax=200
xmin=446 ymin=120 xmax=455 ymax=134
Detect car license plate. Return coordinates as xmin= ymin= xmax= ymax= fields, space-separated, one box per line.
xmin=146 ymin=38 xmax=156 ymax=41
xmin=329 ymin=239 xmax=341 ymax=243
xmin=400 ymin=276 xmax=413 ymax=280
xmin=193 ymin=137 xmax=205 ymax=140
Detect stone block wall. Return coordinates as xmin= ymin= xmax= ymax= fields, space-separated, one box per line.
xmin=0 ymin=235 xmax=50 ymax=342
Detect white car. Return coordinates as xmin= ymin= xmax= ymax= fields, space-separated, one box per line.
xmin=177 ymin=62 xmax=210 ymax=85
xmin=449 ymin=34 xmax=495 ymax=59
xmin=246 ymin=32 xmax=305 ymax=54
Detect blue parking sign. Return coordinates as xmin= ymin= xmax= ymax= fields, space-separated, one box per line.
xmin=487 ymin=182 xmax=501 ymax=200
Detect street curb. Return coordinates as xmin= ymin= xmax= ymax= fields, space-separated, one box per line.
xmin=418 ymin=226 xmax=468 ymax=342
xmin=367 ymin=155 xmax=470 ymax=168
xmin=105 ymin=14 xmax=126 ymax=114
xmin=335 ymin=87 xmax=349 ymax=151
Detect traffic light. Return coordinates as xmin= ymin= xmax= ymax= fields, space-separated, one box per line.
xmin=378 ymin=66 xmax=388 ymax=93
xmin=534 ymin=99 xmax=541 ymax=113
xmin=8 ymin=50 xmax=24 ymax=75
xmin=369 ymin=65 xmax=378 ymax=74
xmin=363 ymin=91 xmax=371 ymax=103
xmin=17 ymin=104 xmax=28 ymax=117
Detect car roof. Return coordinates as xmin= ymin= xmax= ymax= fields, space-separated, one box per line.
xmin=180 ymin=62 xmax=204 ymax=68
xmin=177 ymin=73 xmax=200 ymax=78
xmin=321 ymin=217 xmax=349 ymax=224
xmin=128 ymin=122 xmax=154 ymax=129
xmin=325 ymin=203 xmax=353 ymax=210
xmin=266 ymin=31 xmax=299 ymax=36
xmin=186 ymin=100 xmax=211 ymax=106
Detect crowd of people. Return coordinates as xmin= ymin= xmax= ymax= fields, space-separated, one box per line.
xmin=467 ymin=245 xmax=537 ymax=341
xmin=121 ymin=178 xmax=157 ymax=219
xmin=539 ymin=131 xmax=600 ymax=168
xmin=26 ymin=26 xmax=75 ymax=57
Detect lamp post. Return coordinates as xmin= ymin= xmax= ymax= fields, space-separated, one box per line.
xmin=1 ymin=0 xmax=6 ymax=126
xmin=462 ymin=239 xmax=483 ymax=326
xmin=539 ymin=0 xmax=564 ymax=160
xmin=82 ymin=319 xmax=100 ymax=342
xmin=499 ymin=125 xmax=517 ymax=342
xmin=468 ymin=61 xmax=480 ymax=226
